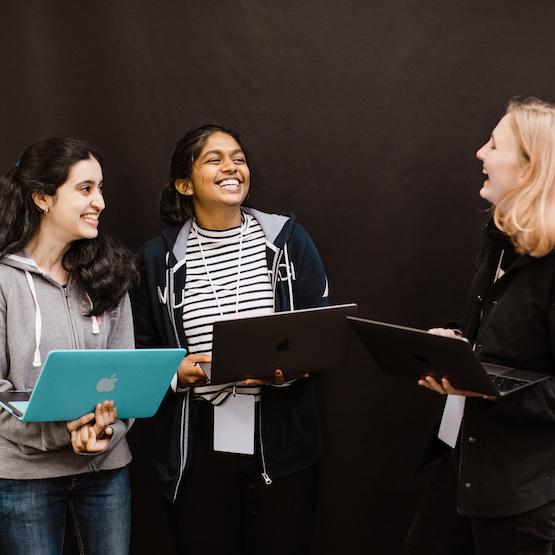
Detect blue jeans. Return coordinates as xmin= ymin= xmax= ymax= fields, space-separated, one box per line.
xmin=0 ymin=467 xmax=130 ymax=555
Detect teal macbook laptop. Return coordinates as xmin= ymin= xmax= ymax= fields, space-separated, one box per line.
xmin=0 ymin=348 xmax=186 ymax=422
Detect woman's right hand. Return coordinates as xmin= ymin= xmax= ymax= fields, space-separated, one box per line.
xmin=177 ymin=353 xmax=211 ymax=387
xmin=418 ymin=328 xmax=495 ymax=400
xmin=427 ymin=327 xmax=464 ymax=339
xmin=66 ymin=400 xmax=117 ymax=453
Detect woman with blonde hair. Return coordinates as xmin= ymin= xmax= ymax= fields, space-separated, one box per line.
xmin=404 ymin=97 xmax=555 ymax=554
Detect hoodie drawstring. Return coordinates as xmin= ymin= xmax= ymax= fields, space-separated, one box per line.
xmin=85 ymin=293 xmax=100 ymax=334
xmin=24 ymin=271 xmax=42 ymax=368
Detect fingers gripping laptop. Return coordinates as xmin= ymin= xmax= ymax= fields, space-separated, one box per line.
xmin=348 ymin=317 xmax=550 ymax=397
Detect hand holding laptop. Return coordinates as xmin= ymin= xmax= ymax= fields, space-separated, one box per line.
xmin=240 ymin=368 xmax=310 ymax=386
xmin=417 ymin=328 xmax=496 ymax=400
xmin=66 ymin=400 xmax=117 ymax=453
xmin=177 ymin=353 xmax=211 ymax=387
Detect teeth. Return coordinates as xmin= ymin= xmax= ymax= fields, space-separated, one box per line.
xmin=82 ymin=215 xmax=98 ymax=221
xmin=218 ymin=179 xmax=240 ymax=187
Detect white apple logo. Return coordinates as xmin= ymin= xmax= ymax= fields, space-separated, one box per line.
xmin=96 ymin=373 xmax=118 ymax=393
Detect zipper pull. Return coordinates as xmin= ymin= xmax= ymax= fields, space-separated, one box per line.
xmin=261 ymin=472 xmax=272 ymax=485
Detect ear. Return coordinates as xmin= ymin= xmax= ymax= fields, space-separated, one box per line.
xmin=519 ymin=160 xmax=531 ymax=182
xmin=31 ymin=192 xmax=51 ymax=213
xmin=175 ymin=178 xmax=194 ymax=196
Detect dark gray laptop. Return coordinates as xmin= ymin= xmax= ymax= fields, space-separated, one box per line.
xmin=204 ymin=304 xmax=358 ymax=385
xmin=348 ymin=316 xmax=550 ymax=397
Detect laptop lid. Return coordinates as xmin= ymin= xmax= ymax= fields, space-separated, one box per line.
xmin=207 ymin=303 xmax=358 ymax=385
xmin=347 ymin=317 xmax=550 ymax=397
xmin=0 ymin=348 xmax=186 ymax=422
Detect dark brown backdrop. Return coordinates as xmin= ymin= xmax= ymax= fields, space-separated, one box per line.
xmin=2 ymin=1 xmax=555 ymax=553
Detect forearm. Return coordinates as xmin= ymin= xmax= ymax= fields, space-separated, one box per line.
xmin=0 ymin=410 xmax=71 ymax=452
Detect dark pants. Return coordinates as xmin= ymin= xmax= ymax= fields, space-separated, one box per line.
xmin=167 ymin=400 xmax=318 ymax=555
xmin=403 ymin=453 xmax=555 ymax=555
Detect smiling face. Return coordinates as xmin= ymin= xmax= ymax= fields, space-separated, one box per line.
xmin=33 ymin=156 xmax=105 ymax=245
xmin=175 ymin=132 xmax=250 ymax=218
xmin=476 ymin=114 xmax=529 ymax=206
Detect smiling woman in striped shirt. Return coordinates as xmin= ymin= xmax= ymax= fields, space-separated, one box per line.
xmin=132 ymin=124 xmax=329 ymax=555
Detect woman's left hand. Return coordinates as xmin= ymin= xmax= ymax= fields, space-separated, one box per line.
xmin=241 ymin=369 xmax=309 ymax=386
xmin=418 ymin=375 xmax=495 ymax=400
xmin=66 ymin=400 xmax=117 ymax=453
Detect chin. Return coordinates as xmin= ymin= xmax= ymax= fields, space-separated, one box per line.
xmin=76 ymin=229 xmax=99 ymax=241
xmin=479 ymin=186 xmax=494 ymax=204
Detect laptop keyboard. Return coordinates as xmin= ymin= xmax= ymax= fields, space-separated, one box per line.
xmin=489 ymin=374 xmax=529 ymax=392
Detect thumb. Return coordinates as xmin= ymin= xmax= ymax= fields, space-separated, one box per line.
xmin=274 ymin=368 xmax=284 ymax=385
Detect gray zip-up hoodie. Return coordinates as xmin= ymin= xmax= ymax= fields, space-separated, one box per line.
xmin=0 ymin=252 xmax=133 ymax=479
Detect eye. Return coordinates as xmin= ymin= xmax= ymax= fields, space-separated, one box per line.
xmin=233 ymin=157 xmax=246 ymax=164
xmin=206 ymin=158 xmax=221 ymax=164
xmin=80 ymin=184 xmax=92 ymax=193
xmin=98 ymin=183 xmax=104 ymax=194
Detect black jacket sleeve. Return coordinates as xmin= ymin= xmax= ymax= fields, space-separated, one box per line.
xmin=130 ymin=244 xmax=164 ymax=349
xmin=289 ymin=223 xmax=329 ymax=310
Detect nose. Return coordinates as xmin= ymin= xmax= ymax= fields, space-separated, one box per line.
xmin=91 ymin=190 xmax=105 ymax=211
xmin=221 ymin=156 xmax=237 ymax=173
xmin=476 ymin=141 xmax=488 ymax=161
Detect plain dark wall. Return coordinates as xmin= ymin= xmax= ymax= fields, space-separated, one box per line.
xmin=3 ymin=1 xmax=555 ymax=553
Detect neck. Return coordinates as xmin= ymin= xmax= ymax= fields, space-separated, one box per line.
xmin=193 ymin=205 xmax=243 ymax=230
xmin=25 ymin=232 xmax=71 ymax=284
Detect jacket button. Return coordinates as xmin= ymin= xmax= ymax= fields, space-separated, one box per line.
xmin=468 ymin=436 xmax=476 ymax=444
xmin=477 ymin=295 xmax=483 ymax=302
xmin=465 ymin=482 xmax=472 ymax=489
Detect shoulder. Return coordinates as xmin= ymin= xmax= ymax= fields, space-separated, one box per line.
xmin=138 ymin=226 xmax=182 ymax=263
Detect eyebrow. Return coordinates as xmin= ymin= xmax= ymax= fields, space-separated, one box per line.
xmin=75 ymin=179 xmax=103 ymax=187
xmin=201 ymin=149 xmax=245 ymax=158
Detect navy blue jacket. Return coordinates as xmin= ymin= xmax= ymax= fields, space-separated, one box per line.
xmin=131 ymin=208 xmax=329 ymax=502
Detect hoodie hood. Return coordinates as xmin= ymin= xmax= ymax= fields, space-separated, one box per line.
xmin=1 ymin=252 xmax=44 ymax=274
xmin=0 ymin=252 xmax=100 ymax=368
xmin=166 ymin=208 xmax=295 ymax=262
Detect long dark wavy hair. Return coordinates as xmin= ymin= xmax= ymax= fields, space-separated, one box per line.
xmin=0 ymin=137 xmax=137 ymax=316
xmin=159 ymin=124 xmax=247 ymax=225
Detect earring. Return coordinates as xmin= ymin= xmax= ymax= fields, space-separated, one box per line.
xmin=43 ymin=207 xmax=49 ymax=216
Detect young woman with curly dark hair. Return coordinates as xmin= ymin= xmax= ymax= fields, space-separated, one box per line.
xmin=0 ymin=137 xmax=137 ymax=555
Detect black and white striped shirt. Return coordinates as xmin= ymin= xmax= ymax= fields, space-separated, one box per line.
xmin=181 ymin=214 xmax=274 ymax=402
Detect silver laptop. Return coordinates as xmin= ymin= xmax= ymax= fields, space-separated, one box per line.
xmin=348 ymin=317 xmax=550 ymax=397
xmin=0 ymin=348 xmax=186 ymax=421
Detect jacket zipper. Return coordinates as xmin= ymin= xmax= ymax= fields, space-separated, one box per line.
xmin=173 ymin=391 xmax=190 ymax=502
xmin=167 ymin=262 xmax=192 ymax=502
xmin=258 ymin=400 xmax=272 ymax=485
xmin=63 ymin=286 xmax=79 ymax=348
xmin=258 ymin=243 xmax=292 ymax=486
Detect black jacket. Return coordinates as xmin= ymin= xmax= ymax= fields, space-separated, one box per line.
xmin=457 ymin=220 xmax=555 ymax=517
xmin=131 ymin=209 xmax=329 ymax=502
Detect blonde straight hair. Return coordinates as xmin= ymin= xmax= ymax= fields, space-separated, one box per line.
xmin=494 ymin=97 xmax=555 ymax=257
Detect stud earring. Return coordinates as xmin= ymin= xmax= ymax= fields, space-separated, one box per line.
xmin=43 ymin=207 xmax=49 ymax=216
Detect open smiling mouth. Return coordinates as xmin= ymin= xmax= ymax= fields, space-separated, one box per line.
xmin=81 ymin=214 xmax=99 ymax=224
xmin=217 ymin=178 xmax=241 ymax=189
